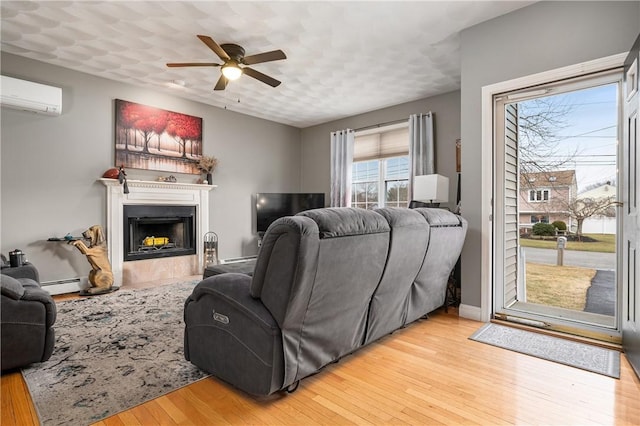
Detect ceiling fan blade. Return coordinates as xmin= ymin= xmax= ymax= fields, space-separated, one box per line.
xmin=242 ymin=50 xmax=287 ymax=65
xmin=213 ymin=75 xmax=228 ymax=91
xmin=197 ymin=35 xmax=230 ymax=61
xmin=166 ymin=62 xmax=221 ymax=67
xmin=243 ymin=67 xmax=281 ymax=87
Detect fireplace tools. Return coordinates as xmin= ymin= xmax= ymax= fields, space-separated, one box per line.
xmin=204 ymin=232 xmax=219 ymax=266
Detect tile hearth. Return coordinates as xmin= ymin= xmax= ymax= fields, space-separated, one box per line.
xmin=122 ymin=256 xmax=198 ymax=287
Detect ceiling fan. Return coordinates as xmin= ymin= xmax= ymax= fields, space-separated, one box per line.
xmin=167 ymin=35 xmax=286 ymax=91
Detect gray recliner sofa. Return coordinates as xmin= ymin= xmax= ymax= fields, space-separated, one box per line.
xmin=1 ymin=267 xmax=57 ymax=371
xmin=184 ymin=207 xmax=467 ymax=396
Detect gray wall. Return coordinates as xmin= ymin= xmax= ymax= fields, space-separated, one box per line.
xmin=1 ymin=53 xmax=301 ymax=283
xmin=300 ymin=91 xmax=462 ymax=211
xmin=460 ymin=1 xmax=640 ymax=308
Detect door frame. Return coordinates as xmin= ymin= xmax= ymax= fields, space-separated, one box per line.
xmin=476 ymin=52 xmax=627 ymax=323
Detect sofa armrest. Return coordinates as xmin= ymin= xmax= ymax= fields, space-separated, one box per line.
xmin=1 ymin=274 xmax=25 ymax=300
xmin=22 ymin=286 xmax=57 ymax=327
xmin=184 ymin=273 xmax=284 ymax=396
xmin=1 ymin=263 xmax=39 ymax=283
xmin=2 ymin=274 xmax=57 ymax=328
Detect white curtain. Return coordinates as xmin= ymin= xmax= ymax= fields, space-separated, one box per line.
xmin=408 ymin=113 xmax=434 ymax=200
xmin=330 ymin=129 xmax=354 ymax=207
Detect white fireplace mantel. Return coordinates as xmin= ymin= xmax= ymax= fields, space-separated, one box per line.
xmin=99 ymin=178 xmax=216 ymax=285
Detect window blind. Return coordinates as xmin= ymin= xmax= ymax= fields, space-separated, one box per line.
xmin=353 ymin=127 xmax=408 ymax=161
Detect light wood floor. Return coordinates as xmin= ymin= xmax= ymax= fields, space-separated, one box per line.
xmin=2 ymin=280 xmax=639 ymax=425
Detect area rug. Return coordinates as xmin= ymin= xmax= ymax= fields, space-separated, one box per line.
xmin=21 ymin=280 xmax=209 ymax=426
xmin=470 ymin=323 xmax=620 ymax=378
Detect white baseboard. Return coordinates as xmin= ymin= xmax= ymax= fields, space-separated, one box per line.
xmin=41 ymin=277 xmax=88 ymax=295
xmin=459 ymin=303 xmax=483 ymax=321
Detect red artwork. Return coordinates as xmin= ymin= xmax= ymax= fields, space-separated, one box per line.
xmin=115 ymin=99 xmax=203 ymax=174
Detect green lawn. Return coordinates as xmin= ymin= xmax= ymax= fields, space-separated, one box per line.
xmin=520 ymin=233 xmax=615 ymax=253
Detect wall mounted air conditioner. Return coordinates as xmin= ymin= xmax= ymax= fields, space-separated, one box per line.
xmin=0 ymin=75 xmax=62 ymax=115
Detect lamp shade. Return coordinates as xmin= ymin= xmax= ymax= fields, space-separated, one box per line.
xmin=413 ymin=174 xmax=449 ymax=203
xmin=222 ymin=63 xmax=242 ymax=80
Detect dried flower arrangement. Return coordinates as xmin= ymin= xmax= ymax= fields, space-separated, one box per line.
xmin=197 ymin=155 xmax=219 ymax=174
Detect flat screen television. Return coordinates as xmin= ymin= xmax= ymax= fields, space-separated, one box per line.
xmin=256 ymin=193 xmax=325 ymax=234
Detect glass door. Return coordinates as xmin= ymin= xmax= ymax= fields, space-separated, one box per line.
xmin=493 ymin=70 xmax=623 ymax=341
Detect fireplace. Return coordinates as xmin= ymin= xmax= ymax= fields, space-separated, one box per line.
xmin=100 ymin=179 xmax=215 ymax=286
xmin=123 ymin=205 xmax=196 ymax=261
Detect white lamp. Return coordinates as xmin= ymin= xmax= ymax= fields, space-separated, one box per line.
xmin=413 ymin=174 xmax=449 ymax=207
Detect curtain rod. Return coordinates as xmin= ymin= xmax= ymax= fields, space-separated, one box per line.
xmin=353 ymin=113 xmax=431 ymax=133
xmin=353 ymin=118 xmax=408 ymax=133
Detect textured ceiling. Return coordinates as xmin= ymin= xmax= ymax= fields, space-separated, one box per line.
xmin=1 ymin=1 xmax=532 ymax=128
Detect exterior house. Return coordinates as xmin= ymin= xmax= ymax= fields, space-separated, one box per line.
xmin=518 ymin=170 xmax=577 ymax=235
xmin=580 ymin=182 xmax=617 ymax=234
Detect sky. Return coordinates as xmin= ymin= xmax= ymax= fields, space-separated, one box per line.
xmin=519 ymin=82 xmax=618 ymax=192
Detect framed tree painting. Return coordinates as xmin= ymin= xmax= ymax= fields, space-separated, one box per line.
xmin=115 ymin=99 xmax=203 ymax=174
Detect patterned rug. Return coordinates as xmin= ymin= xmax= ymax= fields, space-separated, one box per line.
xmin=470 ymin=323 xmax=620 ymax=378
xmin=21 ymin=280 xmax=209 ymax=425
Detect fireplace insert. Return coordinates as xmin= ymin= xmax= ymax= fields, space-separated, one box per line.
xmin=123 ymin=205 xmax=196 ymax=261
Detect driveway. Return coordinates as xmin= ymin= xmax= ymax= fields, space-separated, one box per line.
xmin=583 ymin=270 xmax=615 ymax=316
xmin=522 ymin=247 xmax=616 ymax=270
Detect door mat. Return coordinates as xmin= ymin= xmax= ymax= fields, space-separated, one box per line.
xmin=470 ymin=323 xmax=620 ymax=378
xmin=21 ymin=280 xmax=209 ymax=426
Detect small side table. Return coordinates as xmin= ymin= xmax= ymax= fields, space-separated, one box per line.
xmin=444 ymin=258 xmax=461 ymax=312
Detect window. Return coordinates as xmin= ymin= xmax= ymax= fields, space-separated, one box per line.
xmin=384 ymin=157 xmax=409 ymax=207
xmin=530 ymin=215 xmax=549 ymax=224
xmin=352 ymin=157 xmax=409 ymax=209
xmin=352 ymin=160 xmax=379 ymax=209
xmin=528 ymin=189 xmax=549 ymax=202
xmin=351 ymin=123 xmax=409 ymax=209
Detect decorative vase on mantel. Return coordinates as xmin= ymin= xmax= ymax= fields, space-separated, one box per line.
xmin=198 ymin=155 xmax=218 ymax=186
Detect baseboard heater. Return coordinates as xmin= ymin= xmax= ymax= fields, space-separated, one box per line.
xmin=221 ymin=255 xmax=257 ymax=264
xmin=41 ymin=277 xmax=88 ymax=295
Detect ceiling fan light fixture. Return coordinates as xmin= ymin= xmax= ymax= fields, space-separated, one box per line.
xmin=221 ymin=62 xmax=242 ymax=80
xmin=169 ymin=36 xmax=285 ymax=90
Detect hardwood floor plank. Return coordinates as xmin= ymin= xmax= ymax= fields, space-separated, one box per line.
xmin=0 ymin=371 xmax=38 ymax=426
xmin=265 ymin=386 xmax=347 ymax=424
xmin=127 ymin=400 xmax=179 ymax=426
xmin=112 ymin=410 xmax=141 ymax=426
xmin=165 ymin=390 xmax=227 ymax=425
xmin=127 ymin=404 xmax=165 ymax=425
xmin=153 ymin=395 xmax=190 ymax=424
xmin=312 ymin=373 xmax=397 ymax=422
xmin=101 ymin=414 xmax=126 ymax=426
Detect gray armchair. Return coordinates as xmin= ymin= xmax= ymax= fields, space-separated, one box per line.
xmin=1 ymin=268 xmax=56 ymax=371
